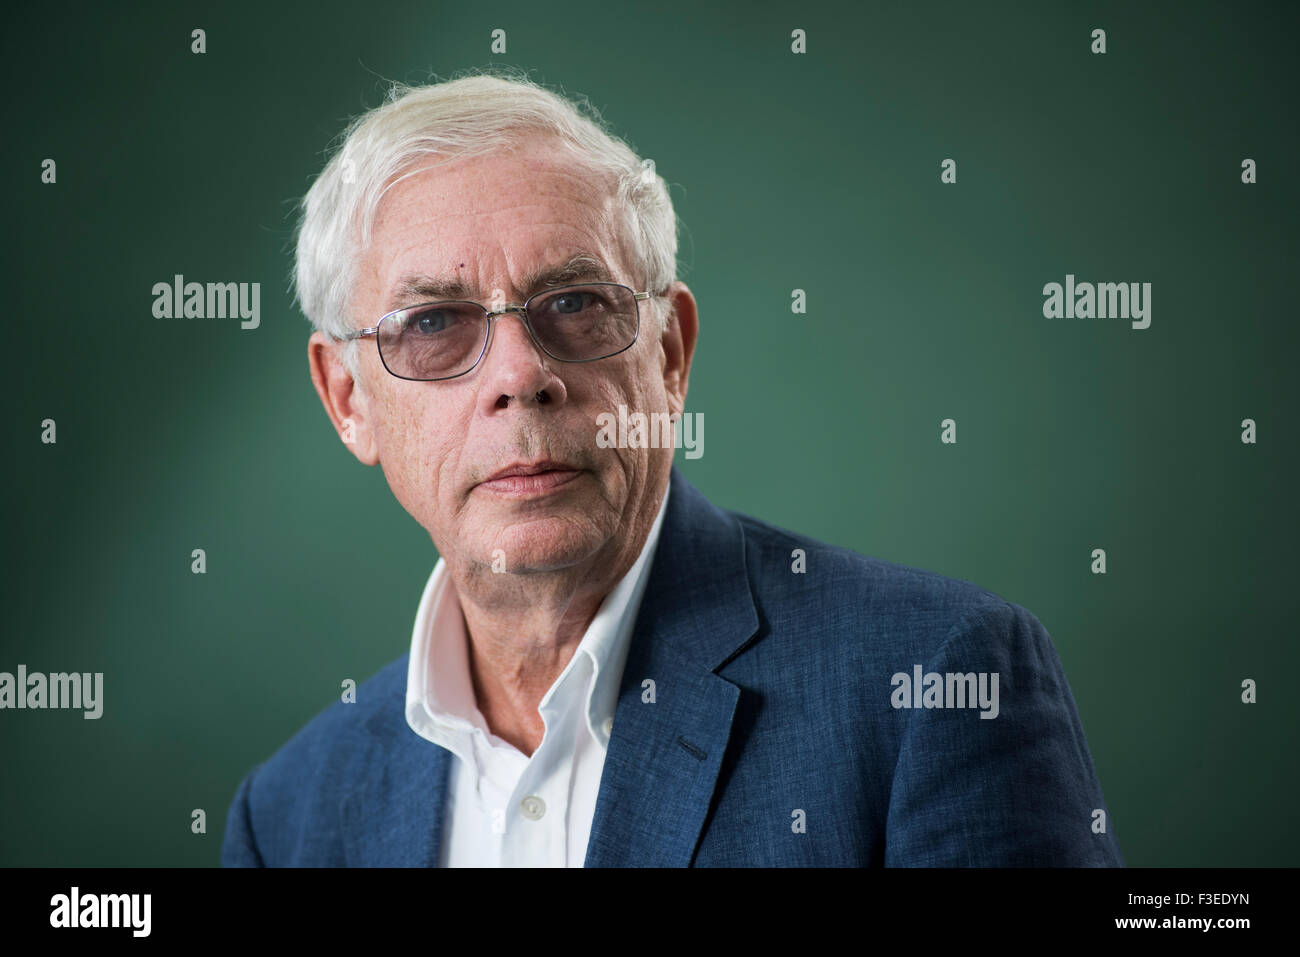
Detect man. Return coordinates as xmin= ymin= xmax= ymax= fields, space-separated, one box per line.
xmin=222 ymin=70 xmax=1122 ymax=867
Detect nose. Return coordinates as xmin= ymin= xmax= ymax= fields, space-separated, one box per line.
xmin=476 ymin=310 xmax=566 ymax=410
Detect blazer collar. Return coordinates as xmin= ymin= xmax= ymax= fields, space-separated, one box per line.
xmin=340 ymin=465 xmax=758 ymax=866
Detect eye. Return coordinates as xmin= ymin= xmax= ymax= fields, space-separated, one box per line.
xmin=415 ymin=310 xmax=450 ymax=333
xmin=542 ymin=286 xmax=619 ymax=320
xmin=551 ymin=291 xmax=592 ymax=315
xmin=404 ymin=305 xmax=464 ymax=335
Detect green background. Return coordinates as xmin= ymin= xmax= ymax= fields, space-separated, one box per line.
xmin=3 ymin=0 xmax=1296 ymax=866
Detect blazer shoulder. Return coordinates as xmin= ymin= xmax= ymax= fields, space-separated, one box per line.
xmin=712 ymin=504 xmax=1066 ymax=691
xmin=731 ymin=506 xmax=1011 ymax=613
xmin=238 ymin=653 xmax=410 ymax=812
xmin=223 ymin=653 xmax=414 ymax=866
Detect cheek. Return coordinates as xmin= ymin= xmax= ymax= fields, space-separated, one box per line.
xmin=592 ymin=346 xmax=661 ymax=404
xmin=373 ymin=396 xmax=460 ymax=517
xmin=617 ymin=356 xmax=667 ymax=410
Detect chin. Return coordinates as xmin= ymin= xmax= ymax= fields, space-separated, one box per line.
xmin=486 ymin=517 xmax=604 ymax=574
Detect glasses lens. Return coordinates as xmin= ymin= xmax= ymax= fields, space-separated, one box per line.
xmin=528 ymin=284 xmax=639 ymax=361
xmin=378 ymin=302 xmax=487 ymax=380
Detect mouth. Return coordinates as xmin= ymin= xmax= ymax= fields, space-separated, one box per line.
xmin=476 ymin=460 xmax=584 ymax=497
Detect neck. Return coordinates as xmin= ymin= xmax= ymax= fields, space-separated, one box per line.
xmin=446 ymin=481 xmax=666 ymax=755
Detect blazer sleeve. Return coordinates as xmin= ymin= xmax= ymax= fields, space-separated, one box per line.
xmin=221 ymin=764 xmax=267 ymax=868
xmin=883 ymin=600 xmax=1124 ymax=866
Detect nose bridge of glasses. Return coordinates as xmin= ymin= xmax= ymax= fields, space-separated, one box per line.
xmin=484 ymin=303 xmax=527 ymax=320
xmin=483 ymin=304 xmax=546 ymax=360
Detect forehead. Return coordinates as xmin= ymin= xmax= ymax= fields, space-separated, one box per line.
xmin=364 ymin=139 xmax=632 ymax=309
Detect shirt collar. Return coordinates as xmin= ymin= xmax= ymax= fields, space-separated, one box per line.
xmin=405 ymin=483 xmax=671 ymax=762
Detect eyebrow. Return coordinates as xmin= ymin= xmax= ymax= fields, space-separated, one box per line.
xmin=382 ymin=253 xmax=617 ymax=313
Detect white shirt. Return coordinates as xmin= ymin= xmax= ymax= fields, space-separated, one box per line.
xmin=404 ymin=484 xmax=670 ymax=867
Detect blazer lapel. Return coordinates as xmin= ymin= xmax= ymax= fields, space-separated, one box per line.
xmin=339 ymin=700 xmax=453 ymax=866
xmin=335 ymin=467 xmax=758 ymax=868
xmin=584 ymin=466 xmax=759 ymax=866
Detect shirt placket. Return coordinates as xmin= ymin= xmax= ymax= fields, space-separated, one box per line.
xmin=501 ymin=653 xmax=589 ymax=867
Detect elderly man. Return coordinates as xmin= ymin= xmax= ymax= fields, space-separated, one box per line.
xmin=222 ymin=70 xmax=1123 ymax=867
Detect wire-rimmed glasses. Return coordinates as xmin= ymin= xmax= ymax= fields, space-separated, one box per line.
xmin=340 ymin=282 xmax=656 ymax=382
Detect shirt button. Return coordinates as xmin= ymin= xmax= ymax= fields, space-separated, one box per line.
xmin=520 ymin=795 xmax=546 ymax=821
xmin=602 ymin=717 xmax=614 ymax=737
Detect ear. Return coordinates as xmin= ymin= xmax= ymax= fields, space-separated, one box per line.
xmin=658 ymin=281 xmax=698 ymax=417
xmin=308 ymin=331 xmax=380 ymax=466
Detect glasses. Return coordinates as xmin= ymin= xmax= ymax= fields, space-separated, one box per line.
xmin=341 ymin=282 xmax=657 ymax=382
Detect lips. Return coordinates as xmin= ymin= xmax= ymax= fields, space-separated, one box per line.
xmin=483 ymin=460 xmax=579 ymax=483
xmin=475 ymin=460 xmax=585 ymax=497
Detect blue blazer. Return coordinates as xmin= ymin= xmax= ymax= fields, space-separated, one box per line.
xmin=222 ymin=465 xmax=1123 ymax=866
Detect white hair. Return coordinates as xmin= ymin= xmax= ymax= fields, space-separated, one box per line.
xmin=292 ymin=66 xmax=680 ymax=383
